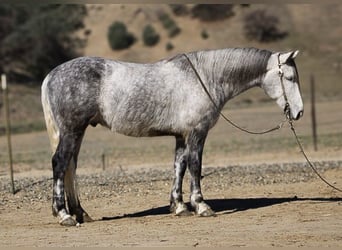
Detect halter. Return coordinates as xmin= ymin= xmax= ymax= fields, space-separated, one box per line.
xmin=277 ymin=53 xmax=291 ymax=120
xmin=276 ymin=54 xmax=342 ymax=192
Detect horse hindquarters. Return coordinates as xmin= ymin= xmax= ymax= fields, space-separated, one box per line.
xmin=41 ymin=78 xmax=92 ymax=226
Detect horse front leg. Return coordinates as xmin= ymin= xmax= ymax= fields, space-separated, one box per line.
xmin=187 ymin=130 xmax=215 ymax=217
xmin=170 ymin=136 xmax=191 ymax=216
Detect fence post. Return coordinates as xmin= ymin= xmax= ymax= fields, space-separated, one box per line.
xmin=101 ymin=152 xmax=106 ymax=171
xmin=310 ymin=74 xmax=318 ymax=151
xmin=2 ymin=74 xmax=15 ymax=194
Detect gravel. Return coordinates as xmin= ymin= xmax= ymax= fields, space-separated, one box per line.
xmin=1 ymin=160 xmax=341 ymax=206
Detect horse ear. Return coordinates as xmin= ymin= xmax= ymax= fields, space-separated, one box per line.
xmin=291 ymin=50 xmax=299 ymax=59
xmin=279 ymin=50 xmax=299 ymax=63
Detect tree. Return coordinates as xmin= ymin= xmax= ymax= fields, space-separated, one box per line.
xmin=191 ymin=4 xmax=234 ymax=22
xmin=157 ymin=11 xmax=181 ymax=38
xmin=243 ymin=9 xmax=287 ymax=42
xmin=107 ymin=21 xmax=136 ymax=50
xmin=0 ymin=5 xmax=87 ymax=83
xmin=142 ymin=25 xmax=160 ymax=47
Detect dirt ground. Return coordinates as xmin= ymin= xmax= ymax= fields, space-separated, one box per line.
xmin=0 ymin=161 xmax=341 ymax=247
xmin=0 ymin=101 xmax=342 ymax=247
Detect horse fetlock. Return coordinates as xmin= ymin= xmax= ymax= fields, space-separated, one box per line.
xmin=170 ymin=201 xmax=191 ymax=216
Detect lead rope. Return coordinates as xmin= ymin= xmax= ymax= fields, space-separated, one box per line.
xmin=183 ymin=52 xmax=342 ymax=193
xmin=288 ymin=119 xmax=342 ymax=192
xmin=277 ymin=54 xmax=342 ymax=193
xmin=182 ymin=53 xmax=286 ymax=135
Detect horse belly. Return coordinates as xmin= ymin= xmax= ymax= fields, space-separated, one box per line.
xmin=109 ymin=102 xmax=177 ymax=137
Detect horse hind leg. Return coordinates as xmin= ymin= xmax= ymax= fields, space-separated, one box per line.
xmin=42 ymin=88 xmax=73 ymax=225
xmin=51 ymin=134 xmax=76 ymax=226
xmin=64 ymin=135 xmax=93 ymax=224
xmin=42 ymin=78 xmax=92 ymax=226
xmin=52 ymin=131 xmax=91 ymax=226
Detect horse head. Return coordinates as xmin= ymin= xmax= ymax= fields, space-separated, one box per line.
xmin=262 ymin=50 xmax=304 ymax=120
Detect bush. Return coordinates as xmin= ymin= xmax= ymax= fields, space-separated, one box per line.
xmin=168 ymin=25 xmax=181 ymax=38
xmin=142 ymin=24 xmax=160 ymax=46
xmin=169 ymin=4 xmax=189 ymax=16
xmin=158 ymin=12 xmax=181 ymax=38
xmin=191 ymin=4 xmax=234 ymax=22
xmin=107 ymin=21 xmax=135 ymax=50
xmin=243 ymin=10 xmax=287 ymax=42
xmin=166 ymin=42 xmax=174 ymax=51
xmin=201 ymin=29 xmax=209 ymax=39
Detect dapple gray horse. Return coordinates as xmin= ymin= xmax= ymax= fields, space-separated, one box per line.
xmin=41 ymin=48 xmax=303 ymax=226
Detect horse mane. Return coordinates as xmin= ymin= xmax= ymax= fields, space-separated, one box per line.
xmin=170 ymin=48 xmax=272 ymax=87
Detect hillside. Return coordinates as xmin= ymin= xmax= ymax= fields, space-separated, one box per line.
xmin=0 ymin=4 xmax=341 ymax=135
xmin=83 ymin=4 xmax=342 ymax=100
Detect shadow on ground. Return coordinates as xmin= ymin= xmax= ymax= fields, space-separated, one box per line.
xmin=101 ymin=196 xmax=342 ymax=221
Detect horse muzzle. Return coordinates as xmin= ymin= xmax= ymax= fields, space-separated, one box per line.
xmin=284 ymin=104 xmax=303 ymax=121
xmin=294 ymin=110 xmax=304 ymax=120
xmin=288 ymin=109 xmax=304 ymax=121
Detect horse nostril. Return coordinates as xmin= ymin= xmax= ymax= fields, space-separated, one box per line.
xmin=296 ymin=111 xmax=303 ymax=120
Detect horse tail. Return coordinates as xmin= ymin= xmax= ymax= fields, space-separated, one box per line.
xmin=41 ymin=74 xmax=60 ymax=153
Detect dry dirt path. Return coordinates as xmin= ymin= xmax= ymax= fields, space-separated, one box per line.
xmin=0 ymin=162 xmax=341 ymax=247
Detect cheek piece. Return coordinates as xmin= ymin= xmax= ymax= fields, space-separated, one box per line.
xmin=277 ymin=54 xmax=291 ymax=120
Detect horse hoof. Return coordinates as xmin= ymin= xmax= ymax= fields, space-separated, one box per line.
xmin=59 ymin=215 xmax=77 ymax=226
xmin=197 ymin=202 xmax=216 ymax=217
xmin=175 ymin=204 xmax=192 ymax=216
xmin=171 ymin=202 xmax=192 ymax=216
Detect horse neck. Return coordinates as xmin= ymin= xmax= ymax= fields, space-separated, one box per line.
xmin=191 ymin=48 xmax=271 ymax=105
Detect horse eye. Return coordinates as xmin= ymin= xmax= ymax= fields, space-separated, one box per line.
xmin=286 ymin=76 xmax=294 ymax=82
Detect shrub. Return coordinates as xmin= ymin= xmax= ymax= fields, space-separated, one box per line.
xmin=107 ymin=21 xmax=135 ymax=50
xmin=243 ymin=10 xmax=287 ymax=42
xmin=158 ymin=12 xmax=181 ymax=38
xmin=191 ymin=4 xmax=234 ymax=22
xmin=166 ymin=42 xmax=174 ymax=51
xmin=142 ymin=24 xmax=160 ymax=46
xmin=169 ymin=4 xmax=189 ymax=16
xmin=201 ymin=29 xmax=209 ymax=39
xmin=168 ymin=25 xmax=181 ymax=38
